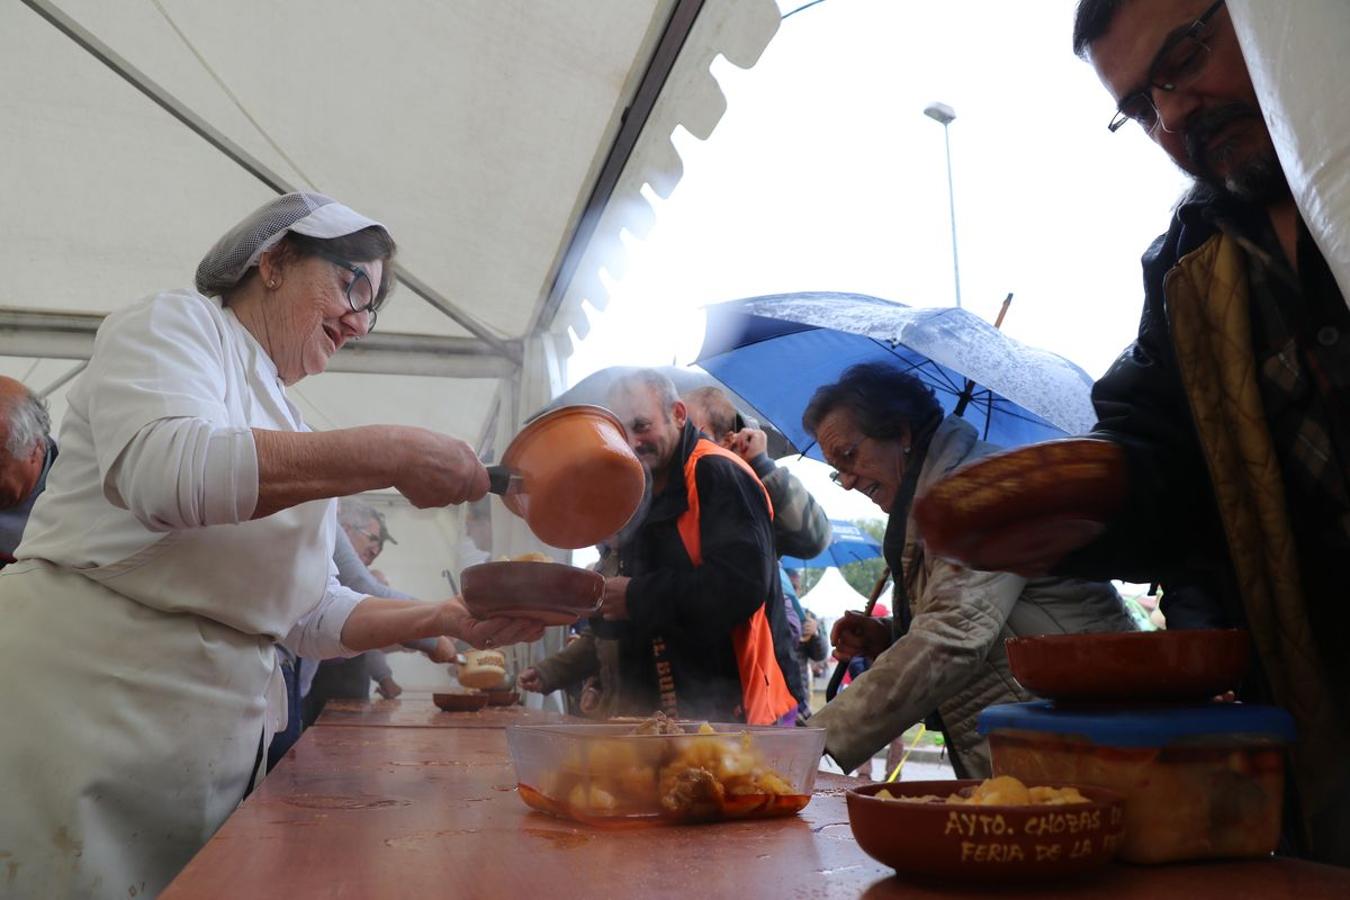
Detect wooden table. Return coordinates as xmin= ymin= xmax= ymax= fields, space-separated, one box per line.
xmin=314 ymin=695 xmax=576 ymax=730
xmin=164 ymin=703 xmax=1350 ymax=899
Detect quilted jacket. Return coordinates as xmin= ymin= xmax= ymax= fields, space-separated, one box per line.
xmin=812 ymin=416 xmax=1134 ymax=776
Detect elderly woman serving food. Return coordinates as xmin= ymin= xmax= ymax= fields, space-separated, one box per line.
xmin=0 ymin=193 xmax=544 ymax=897
xmin=804 ymin=363 xmax=1136 ymax=778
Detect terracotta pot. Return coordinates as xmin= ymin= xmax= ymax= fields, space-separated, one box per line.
xmin=1004 ymin=629 xmax=1251 ymax=703
xmin=846 ymin=780 xmax=1124 ymax=884
xmin=460 ymin=561 xmax=604 ymax=625
xmin=432 ymin=692 xmax=490 ymax=712
xmin=495 ymin=404 xmax=645 ymax=549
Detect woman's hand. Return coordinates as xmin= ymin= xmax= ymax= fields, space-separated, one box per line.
xmin=439 ymin=597 xmax=545 ymax=649
xmin=830 ymin=611 xmax=891 ymax=661
xmin=392 ymin=428 xmax=490 ymax=508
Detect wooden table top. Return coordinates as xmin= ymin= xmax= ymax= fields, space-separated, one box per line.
xmin=164 ymin=715 xmax=1350 ymax=899
xmin=315 ymin=695 xmax=576 ymax=729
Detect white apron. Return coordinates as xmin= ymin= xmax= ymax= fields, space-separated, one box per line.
xmin=0 ymin=493 xmax=334 ymax=899
xmin=0 ymin=293 xmax=345 ymax=898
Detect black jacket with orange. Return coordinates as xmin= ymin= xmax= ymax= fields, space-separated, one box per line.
xmin=592 ymin=420 xmax=802 ymax=722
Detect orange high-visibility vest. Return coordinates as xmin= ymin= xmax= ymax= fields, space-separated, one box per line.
xmin=675 ymin=439 xmax=796 ymax=725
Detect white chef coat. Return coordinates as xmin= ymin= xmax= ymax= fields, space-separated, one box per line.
xmin=0 ymin=289 xmax=367 ymax=898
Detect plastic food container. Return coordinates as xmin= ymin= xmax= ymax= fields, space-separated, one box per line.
xmin=506 ymin=722 xmax=826 ymax=825
xmin=978 ymin=701 xmax=1294 ymax=864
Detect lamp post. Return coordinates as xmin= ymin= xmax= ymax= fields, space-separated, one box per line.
xmin=923 ymin=101 xmax=961 ymax=309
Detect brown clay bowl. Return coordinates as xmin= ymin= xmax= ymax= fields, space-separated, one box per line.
xmin=433 ymin=692 xmax=490 ymax=712
xmin=460 ymin=560 xmax=604 ymax=623
xmin=1005 ymin=629 xmax=1250 ymax=703
xmin=484 ymin=689 xmax=520 ymax=706
xmin=913 ymin=437 xmax=1127 ymax=571
xmin=846 ymin=780 xmax=1124 ymax=884
xmin=499 ymin=404 xmax=646 ymax=549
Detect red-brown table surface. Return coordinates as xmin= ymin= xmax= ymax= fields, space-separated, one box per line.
xmin=164 ymin=723 xmax=1350 ymax=899
xmin=315 ymin=695 xmax=577 ymax=729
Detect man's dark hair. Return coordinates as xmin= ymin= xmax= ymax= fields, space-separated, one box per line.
xmin=1072 ymin=0 xmax=1129 ymax=58
xmin=801 ymin=363 xmax=942 ymax=442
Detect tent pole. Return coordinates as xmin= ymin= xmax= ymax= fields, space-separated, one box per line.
xmin=19 ymin=0 xmax=520 ymax=366
xmin=37 ymin=362 xmax=87 ymax=399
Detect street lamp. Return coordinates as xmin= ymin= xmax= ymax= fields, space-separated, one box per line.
xmin=923 ymin=101 xmax=961 ymax=309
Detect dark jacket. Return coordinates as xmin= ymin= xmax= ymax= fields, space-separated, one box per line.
xmin=592 ymin=421 xmax=802 ymax=720
xmin=1058 ymin=186 xmax=1350 ymax=865
xmin=1058 ymin=187 xmax=1249 ymax=628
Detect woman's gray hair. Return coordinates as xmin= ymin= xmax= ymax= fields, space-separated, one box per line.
xmin=3 ymin=389 xmax=50 ymax=457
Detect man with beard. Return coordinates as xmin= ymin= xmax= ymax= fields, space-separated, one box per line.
xmin=593 ymin=369 xmax=799 ymax=724
xmin=916 ymin=0 xmax=1349 ymax=865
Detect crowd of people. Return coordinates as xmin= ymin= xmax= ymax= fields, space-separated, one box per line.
xmin=0 ymin=0 xmax=1346 ymax=894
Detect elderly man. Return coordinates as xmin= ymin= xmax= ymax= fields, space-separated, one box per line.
xmin=593 ymin=369 xmax=798 ymax=723
xmin=0 ymin=377 xmax=55 ymax=565
xmin=917 ymin=0 xmax=1349 ymax=864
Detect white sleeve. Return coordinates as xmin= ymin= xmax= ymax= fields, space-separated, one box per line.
xmin=281 ymin=558 xmax=367 ymax=660
xmin=106 ymin=419 xmax=258 ymax=531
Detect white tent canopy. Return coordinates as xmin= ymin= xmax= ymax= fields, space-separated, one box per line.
xmin=0 ymin=0 xmax=778 ymax=685
xmin=799 ymin=566 xmax=873 ymax=623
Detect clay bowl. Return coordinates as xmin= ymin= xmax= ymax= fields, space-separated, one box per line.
xmin=460 ymin=560 xmax=604 ymax=624
xmin=433 ymin=692 xmax=490 ymax=712
xmin=484 ymin=689 xmax=520 ymax=706
xmin=913 ymin=437 xmax=1127 ymax=570
xmin=846 ymin=780 xmax=1124 ymax=884
xmin=499 ymin=404 xmax=645 ymax=550
xmin=1005 ymin=629 xmax=1250 ymax=703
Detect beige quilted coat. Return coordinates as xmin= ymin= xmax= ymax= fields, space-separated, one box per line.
xmin=812 ymin=416 xmax=1136 ymax=776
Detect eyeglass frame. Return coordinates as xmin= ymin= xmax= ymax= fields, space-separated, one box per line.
xmin=323 ymin=257 xmax=382 ymax=331
xmin=826 ymin=438 xmax=865 ymax=487
xmin=1107 ymin=0 xmax=1226 ymax=134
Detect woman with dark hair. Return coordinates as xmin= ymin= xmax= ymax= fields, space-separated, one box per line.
xmin=0 ymin=193 xmax=544 ymax=896
xmin=803 ymin=362 xmax=1135 ymax=779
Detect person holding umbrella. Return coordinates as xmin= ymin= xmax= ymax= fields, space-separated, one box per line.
xmin=803 ymin=363 xmax=1135 ymax=778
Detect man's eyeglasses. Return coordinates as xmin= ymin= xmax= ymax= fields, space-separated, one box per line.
xmin=328 ymin=259 xmax=382 ymax=331
xmin=1108 ymin=0 xmax=1226 ymax=134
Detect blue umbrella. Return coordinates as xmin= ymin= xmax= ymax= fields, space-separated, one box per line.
xmin=781 ymin=519 xmax=883 ymax=570
xmin=696 ymin=292 xmax=1097 ymax=461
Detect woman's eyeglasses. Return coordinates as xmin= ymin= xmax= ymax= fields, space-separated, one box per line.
xmin=328 ymin=259 xmax=381 ymax=331
xmin=827 ymin=439 xmax=862 ymax=486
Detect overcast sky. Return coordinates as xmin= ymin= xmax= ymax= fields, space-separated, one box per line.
xmin=566 ymin=0 xmax=1193 ymax=525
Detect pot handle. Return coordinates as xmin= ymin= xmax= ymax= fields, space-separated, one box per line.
xmin=486 ymin=465 xmax=520 ymax=496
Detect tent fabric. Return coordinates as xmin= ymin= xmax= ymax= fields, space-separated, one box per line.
xmin=1229 ymin=0 xmax=1350 ymax=307
xmin=799 ymin=566 xmax=873 ymax=623
xmin=1 ymin=0 xmax=778 ymax=442
xmin=0 ymin=0 xmax=780 ymax=688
